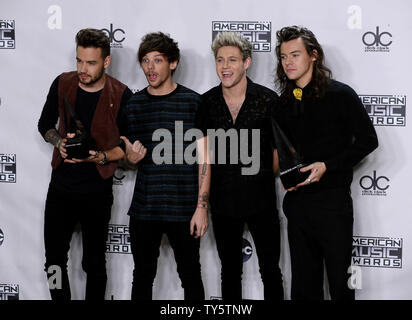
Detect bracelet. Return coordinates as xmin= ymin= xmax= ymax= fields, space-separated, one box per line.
xmin=197 ymin=204 xmax=208 ymax=209
xmin=97 ymin=151 xmax=107 ymax=165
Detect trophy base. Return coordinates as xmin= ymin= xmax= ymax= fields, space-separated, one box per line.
xmin=65 ymin=141 xmax=91 ymax=160
xmin=280 ymin=164 xmax=310 ymax=189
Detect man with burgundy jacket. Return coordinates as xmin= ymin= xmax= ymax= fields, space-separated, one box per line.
xmin=38 ymin=28 xmax=132 ymax=300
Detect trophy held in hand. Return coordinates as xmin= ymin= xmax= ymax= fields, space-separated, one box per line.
xmin=271 ymin=117 xmax=309 ymax=189
xmin=63 ymin=94 xmax=95 ymax=159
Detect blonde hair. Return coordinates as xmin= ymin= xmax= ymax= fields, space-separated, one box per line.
xmin=211 ymin=32 xmax=252 ymax=60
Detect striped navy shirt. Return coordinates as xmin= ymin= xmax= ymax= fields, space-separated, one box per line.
xmin=125 ymin=84 xmax=200 ymax=222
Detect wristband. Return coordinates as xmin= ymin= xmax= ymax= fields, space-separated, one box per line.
xmin=97 ymin=151 xmax=107 ymax=165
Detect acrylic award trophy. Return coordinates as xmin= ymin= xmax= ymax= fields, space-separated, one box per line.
xmin=63 ymin=94 xmax=94 ymax=159
xmin=272 ymin=88 xmax=309 ymax=189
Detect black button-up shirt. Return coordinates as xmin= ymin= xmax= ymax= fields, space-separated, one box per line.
xmin=275 ymin=79 xmax=378 ymax=192
xmin=197 ymin=78 xmax=278 ymax=217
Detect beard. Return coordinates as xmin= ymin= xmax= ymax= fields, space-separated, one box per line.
xmin=77 ymin=66 xmax=105 ymax=86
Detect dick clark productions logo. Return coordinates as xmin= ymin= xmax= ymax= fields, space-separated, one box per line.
xmin=362 ymin=26 xmax=392 ymax=52
xmin=113 ymin=168 xmax=126 ymax=186
xmin=242 ymin=238 xmax=253 ymax=262
xmin=101 ymin=24 xmax=125 ymax=48
xmin=359 ymin=171 xmax=389 ymax=196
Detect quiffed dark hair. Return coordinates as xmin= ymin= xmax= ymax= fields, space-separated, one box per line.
xmin=75 ymin=28 xmax=110 ymax=59
xmin=138 ymin=32 xmax=180 ymax=73
xmin=275 ymin=25 xmax=332 ymax=102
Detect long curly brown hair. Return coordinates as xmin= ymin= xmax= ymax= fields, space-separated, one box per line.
xmin=275 ymin=26 xmax=332 ymax=102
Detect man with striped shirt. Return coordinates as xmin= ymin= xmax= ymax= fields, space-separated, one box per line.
xmin=121 ymin=32 xmax=209 ymax=300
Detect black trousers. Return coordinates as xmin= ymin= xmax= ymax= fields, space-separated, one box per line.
xmin=212 ymin=211 xmax=284 ymax=300
xmin=129 ymin=217 xmax=205 ymax=300
xmin=44 ymin=187 xmax=113 ymax=300
xmin=283 ymin=188 xmax=355 ymax=300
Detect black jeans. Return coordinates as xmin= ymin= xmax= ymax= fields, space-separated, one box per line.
xmin=43 ymin=187 xmax=113 ymax=300
xmin=212 ymin=211 xmax=284 ymax=300
xmin=129 ymin=217 xmax=204 ymax=300
xmin=283 ymin=188 xmax=355 ymax=300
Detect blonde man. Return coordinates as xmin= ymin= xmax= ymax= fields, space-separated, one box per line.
xmin=196 ymin=32 xmax=284 ymax=300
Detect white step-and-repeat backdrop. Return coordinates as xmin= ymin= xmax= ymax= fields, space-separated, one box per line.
xmin=1 ymin=0 xmax=411 ymax=300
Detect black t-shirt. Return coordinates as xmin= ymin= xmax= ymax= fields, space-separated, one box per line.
xmin=38 ymin=75 xmax=132 ymax=195
xmin=197 ymin=78 xmax=279 ymax=217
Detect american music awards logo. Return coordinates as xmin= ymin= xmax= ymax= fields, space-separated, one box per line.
xmin=352 ymin=236 xmax=402 ymax=268
xmin=0 ymin=20 xmax=15 ymax=49
xmin=0 ymin=284 xmax=19 ymax=300
xmin=0 ymin=154 xmax=16 ymax=183
xmin=360 ymin=94 xmax=406 ymax=126
xmin=106 ymin=224 xmax=131 ymax=254
xmin=212 ymin=21 xmax=271 ymax=52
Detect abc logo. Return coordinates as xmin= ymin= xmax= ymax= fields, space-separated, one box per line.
xmin=101 ymin=24 xmax=125 ymax=44
xmin=362 ymin=26 xmax=392 ymax=47
xmin=0 ymin=228 xmax=4 ymax=246
xmin=242 ymin=238 xmax=253 ymax=262
xmin=360 ymin=171 xmax=389 ymax=191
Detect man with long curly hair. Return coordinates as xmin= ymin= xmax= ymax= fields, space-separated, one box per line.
xmin=274 ymin=26 xmax=378 ymax=300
